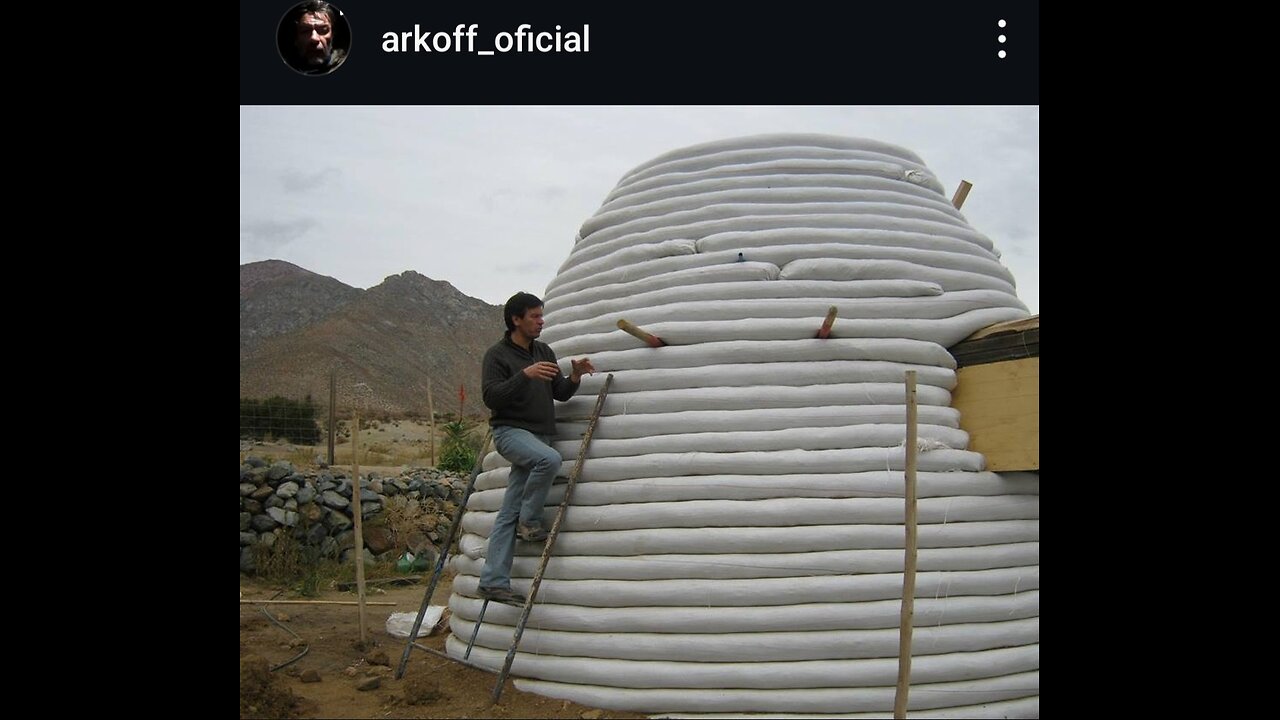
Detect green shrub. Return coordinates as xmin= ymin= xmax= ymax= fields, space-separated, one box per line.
xmin=438 ymin=421 xmax=479 ymax=473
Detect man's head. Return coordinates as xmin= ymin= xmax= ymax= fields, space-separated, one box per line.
xmin=293 ymin=1 xmax=336 ymax=68
xmin=504 ymin=292 xmax=545 ymax=339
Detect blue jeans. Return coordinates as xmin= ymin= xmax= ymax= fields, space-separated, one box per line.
xmin=479 ymin=425 xmax=562 ymax=590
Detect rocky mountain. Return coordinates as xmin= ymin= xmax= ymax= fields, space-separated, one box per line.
xmin=240 ymin=260 xmax=362 ymax=359
xmin=240 ymin=262 xmax=504 ymax=417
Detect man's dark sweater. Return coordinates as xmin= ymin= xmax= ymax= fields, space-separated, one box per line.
xmin=481 ymin=333 xmax=580 ymax=436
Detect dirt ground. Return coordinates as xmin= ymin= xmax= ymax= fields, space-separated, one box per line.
xmin=239 ymin=572 xmax=648 ymax=720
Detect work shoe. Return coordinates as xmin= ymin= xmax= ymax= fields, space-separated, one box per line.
xmin=517 ymin=523 xmax=549 ymax=542
xmin=478 ymin=586 xmax=527 ymax=606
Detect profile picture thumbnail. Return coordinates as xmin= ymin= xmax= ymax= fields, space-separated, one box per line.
xmin=278 ymin=1 xmax=351 ymax=76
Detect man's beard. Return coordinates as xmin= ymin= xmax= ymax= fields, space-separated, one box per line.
xmin=303 ymin=46 xmax=332 ymax=66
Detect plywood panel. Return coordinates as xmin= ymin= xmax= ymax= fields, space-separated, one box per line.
xmin=952 ymin=358 xmax=1039 ymax=471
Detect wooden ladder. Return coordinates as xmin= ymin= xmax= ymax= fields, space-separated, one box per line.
xmin=395 ymin=374 xmax=613 ymax=704
xmin=478 ymin=373 xmax=612 ymax=702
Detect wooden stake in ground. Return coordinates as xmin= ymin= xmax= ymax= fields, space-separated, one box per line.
xmin=951 ymin=180 xmax=973 ymax=210
xmin=894 ymin=370 xmax=919 ymax=719
xmin=328 ymin=371 xmax=337 ymax=466
xmin=492 ymin=374 xmax=614 ymax=704
xmin=427 ymin=382 xmax=436 ymax=466
xmin=351 ymin=412 xmax=368 ymax=645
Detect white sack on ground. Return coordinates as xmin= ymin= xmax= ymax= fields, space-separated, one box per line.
xmin=448 ymin=134 xmax=1037 ymax=717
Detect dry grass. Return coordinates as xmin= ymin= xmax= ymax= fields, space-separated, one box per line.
xmin=380 ymin=495 xmax=446 ymax=555
xmin=243 ymin=420 xmax=448 ymax=470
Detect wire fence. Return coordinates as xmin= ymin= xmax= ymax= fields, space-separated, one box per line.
xmin=239 ymin=372 xmax=488 ymax=470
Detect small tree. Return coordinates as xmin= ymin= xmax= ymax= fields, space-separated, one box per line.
xmin=438 ymin=420 xmax=479 ymax=473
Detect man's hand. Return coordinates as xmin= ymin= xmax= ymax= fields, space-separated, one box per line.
xmin=569 ymin=357 xmax=596 ymax=383
xmin=522 ymin=361 xmax=560 ymax=381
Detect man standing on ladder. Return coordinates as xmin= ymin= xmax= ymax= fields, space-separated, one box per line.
xmin=478 ymin=291 xmax=595 ymax=606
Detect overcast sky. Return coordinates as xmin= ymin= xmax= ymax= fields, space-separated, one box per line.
xmin=240 ymin=106 xmax=1038 ymax=314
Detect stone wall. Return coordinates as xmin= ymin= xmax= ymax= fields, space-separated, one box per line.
xmin=239 ymin=456 xmax=467 ymax=574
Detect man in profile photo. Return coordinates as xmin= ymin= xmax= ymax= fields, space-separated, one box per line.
xmin=280 ymin=1 xmax=349 ymax=75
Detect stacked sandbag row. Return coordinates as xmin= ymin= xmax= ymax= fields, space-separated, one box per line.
xmin=447 ymin=134 xmax=1038 ymax=717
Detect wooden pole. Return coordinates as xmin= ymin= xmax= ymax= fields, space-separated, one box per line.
xmin=616 ymin=319 xmax=667 ymax=347
xmin=492 ymin=375 xmax=614 ymax=704
xmin=817 ymin=306 xmax=838 ymax=339
xmin=894 ymin=371 xmax=919 ymax=719
xmin=328 ymin=371 xmax=336 ymax=466
xmin=239 ymin=599 xmax=395 ymax=606
xmin=951 ymin=180 xmax=973 ymax=210
xmin=427 ymin=382 xmax=436 ymax=466
xmin=351 ymin=411 xmax=368 ymax=645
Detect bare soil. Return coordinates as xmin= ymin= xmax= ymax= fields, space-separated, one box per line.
xmin=239 ymin=572 xmax=647 ymax=720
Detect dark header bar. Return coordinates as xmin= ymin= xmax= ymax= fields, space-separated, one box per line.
xmin=242 ymin=1 xmax=1038 ymax=105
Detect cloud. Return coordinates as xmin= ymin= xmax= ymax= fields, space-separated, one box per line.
xmin=536 ymin=186 xmax=569 ymax=202
xmin=497 ymin=260 xmax=551 ymax=275
xmin=239 ymin=218 xmax=318 ymax=252
xmin=1004 ymin=241 xmax=1033 ymax=258
xmin=479 ymin=188 xmax=516 ymax=213
xmin=280 ymin=168 xmax=338 ymax=193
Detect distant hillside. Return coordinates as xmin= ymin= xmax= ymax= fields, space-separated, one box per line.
xmin=240 ymin=260 xmax=361 ymax=359
xmin=239 ymin=262 xmax=503 ymax=417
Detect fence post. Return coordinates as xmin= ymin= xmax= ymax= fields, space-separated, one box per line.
xmin=427 ymin=382 xmax=436 ymax=466
xmin=328 ymin=371 xmax=337 ymax=466
xmin=351 ymin=409 xmax=368 ymax=645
